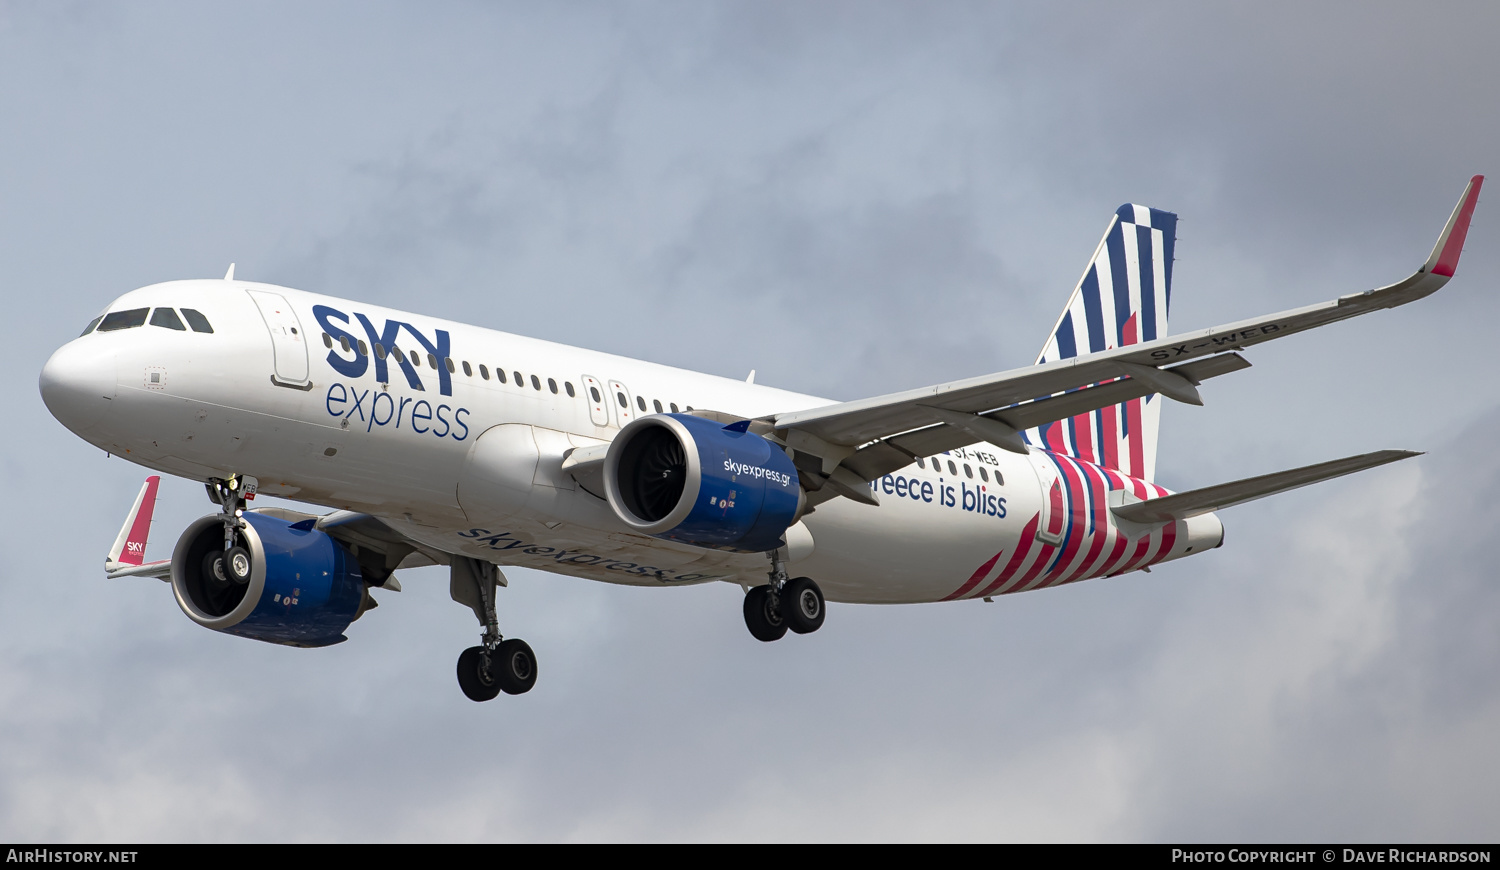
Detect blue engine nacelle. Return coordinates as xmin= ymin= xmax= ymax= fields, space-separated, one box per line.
xmin=603 ymin=414 xmax=803 ymax=553
xmin=170 ymin=511 xmax=367 ymax=648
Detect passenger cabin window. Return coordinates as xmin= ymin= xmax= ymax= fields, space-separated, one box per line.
xmin=531 ymin=375 xmax=541 ymax=391
xmin=375 ymin=343 xmax=387 ymax=360
xmin=480 ymin=364 xmax=490 ymax=381
xmin=670 ymin=403 xmax=679 ymax=413
xmin=98 ymin=308 xmax=149 ymax=332
xmin=80 ymin=316 xmax=103 ymax=337
xmin=636 ymin=396 xmax=647 ymax=412
xmin=340 ymin=335 xmax=352 ymax=353
xmin=357 ymin=340 xmax=368 ymax=357
xmin=149 ymin=308 xmax=186 ymax=331
xmin=548 ymin=378 xmax=558 ymax=394
xmin=497 ymin=368 xmax=507 ymax=384
xmin=916 ymin=458 xmax=925 ymax=469
xmin=653 ymin=399 xmax=663 ymax=413
xmin=947 ymin=460 xmax=957 ymax=476
xmin=565 ymin=382 xmax=575 ymax=398
xmin=979 ymin=467 xmax=988 ymax=482
xmin=322 ymin=332 xmax=333 ymax=348
xmin=181 ymin=309 xmax=214 ymax=333
xmin=513 ymin=371 xmax=522 ymax=386
xmin=445 ymin=358 xmax=456 ymax=374
xmin=428 ymin=353 xmax=439 ymax=369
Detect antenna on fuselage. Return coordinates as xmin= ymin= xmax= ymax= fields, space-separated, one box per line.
xmin=746 ymin=370 xmax=756 ymax=384
xmin=223 ymin=263 xmax=236 ymax=281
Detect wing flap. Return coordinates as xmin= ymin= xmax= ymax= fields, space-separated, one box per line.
xmin=1111 ymin=449 xmax=1419 ymax=524
xmin=837 ymin=354 xmax=1251 ymax=487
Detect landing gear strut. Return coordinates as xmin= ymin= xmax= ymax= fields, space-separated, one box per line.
xmin=451 ymin=557 xmax=537 ymax=702
xmin=743 ymin=550 xmax=825 ymax=642
xmin=205 ymin=475 xmax=258 ymax=587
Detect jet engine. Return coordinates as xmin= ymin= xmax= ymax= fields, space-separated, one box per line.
xmin=171 ymin=511 xmax=368 ymax=648
xmin=603 ymin=413 xmax=803 ymax=553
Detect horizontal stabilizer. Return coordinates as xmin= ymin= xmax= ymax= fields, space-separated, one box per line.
xmin=1111 ymin=449 xmax=1419 ymax=524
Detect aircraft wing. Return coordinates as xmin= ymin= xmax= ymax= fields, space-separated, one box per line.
xmin=767 ymin=176 xmax=1482 ymax=499
xmin=103 ymin=475 xmax=443 ymax=585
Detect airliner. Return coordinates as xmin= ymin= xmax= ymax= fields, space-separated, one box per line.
xmin=39 ymin=177 xmax=1483 ymax=701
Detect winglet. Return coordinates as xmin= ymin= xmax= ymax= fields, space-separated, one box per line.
xmin=1424 ymin=175 xmax=1484 ymax=278
xmin=107 ymin=476 xmax=160 ymax=566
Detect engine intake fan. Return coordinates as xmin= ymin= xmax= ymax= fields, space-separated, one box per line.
xmin=171 ymin=511 xmax=367 ymax=648
xmin=604 ymin=414 xmax=803 ymax=553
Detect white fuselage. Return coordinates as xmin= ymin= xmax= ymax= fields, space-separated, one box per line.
xmin=40 ymin=279 xmax=1222 ymax=604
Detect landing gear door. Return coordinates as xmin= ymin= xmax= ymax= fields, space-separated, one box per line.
xmin=581 ymin=375 xmax=610 ymax=427
xmin=246 ymin=289 xmax=310 ymax=386
xmin=608 ymin=380 xmax=635 ymax=428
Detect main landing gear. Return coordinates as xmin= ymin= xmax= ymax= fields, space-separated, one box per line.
xmin=451 ymin=556 xmax=537 ymax=702
xmin=743 ymin=552 xmax=826 ymax=642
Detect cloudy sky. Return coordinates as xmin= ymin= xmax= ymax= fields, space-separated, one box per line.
xmin=2 ymin=2 xmax=1497 ymax=842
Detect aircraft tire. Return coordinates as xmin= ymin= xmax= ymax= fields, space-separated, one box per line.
xmin=783 ymin=577 xmax=825 ymax=635
xmin=225 ymin=546 xmax=253 ymax=584
xmin=201 ymin=550 xmax=228 ymax=586
xmin=457 ymin=646 xmax=501 ymax=702
xmin=743 ymin=585 xmax=788 ymax=642
xmin=494 ymin=639 xmax=538 ymax=695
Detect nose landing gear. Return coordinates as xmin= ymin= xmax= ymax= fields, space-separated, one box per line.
xmin=451 ymin=557 xmax=537 ymax=702
xmin=743 ymin=551 xmax=826 ymax=642
xmin=205 ymin=474 xmax=258 ymax=581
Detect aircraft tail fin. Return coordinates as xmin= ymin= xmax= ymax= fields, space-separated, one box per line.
xmin=1110 ymin=450 xmax=1417 ymax=525
xmin=106 ymin=475 xmax=160 ymax=569
xmin=1025 ymin=205 xmax=1177 ymax=481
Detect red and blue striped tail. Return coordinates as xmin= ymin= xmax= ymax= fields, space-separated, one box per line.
xmin=1023 ymin=204 xmax=1177 ymax=483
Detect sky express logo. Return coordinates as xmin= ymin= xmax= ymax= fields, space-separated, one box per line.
xmin=723 ymin=458 xmax=793 ymax=488
xmin=314 ymin=304 xmax=455 ymax=396
xmin=315 ymin=305 xmax=471 ymax=441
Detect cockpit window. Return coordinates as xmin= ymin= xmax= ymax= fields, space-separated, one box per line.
xmin=80 ymin=316 xmax=103 ymax=337
xmin=97 ymin=308 xmax=150 ymax=332
xmin=149 ymin=308 xmax=186 ymax=331
xmin=181 ymin=308 xmax=214 ymax=334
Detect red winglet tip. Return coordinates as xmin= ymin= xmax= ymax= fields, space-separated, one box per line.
xmin=120 ymin=477 xmax=160 ymax=566
xmin=1430 ymin=175 xmax=1483 ymax=278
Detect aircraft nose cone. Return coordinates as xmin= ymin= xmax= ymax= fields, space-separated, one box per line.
xmin=40 ymin=339 xmax=116 ymax=435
